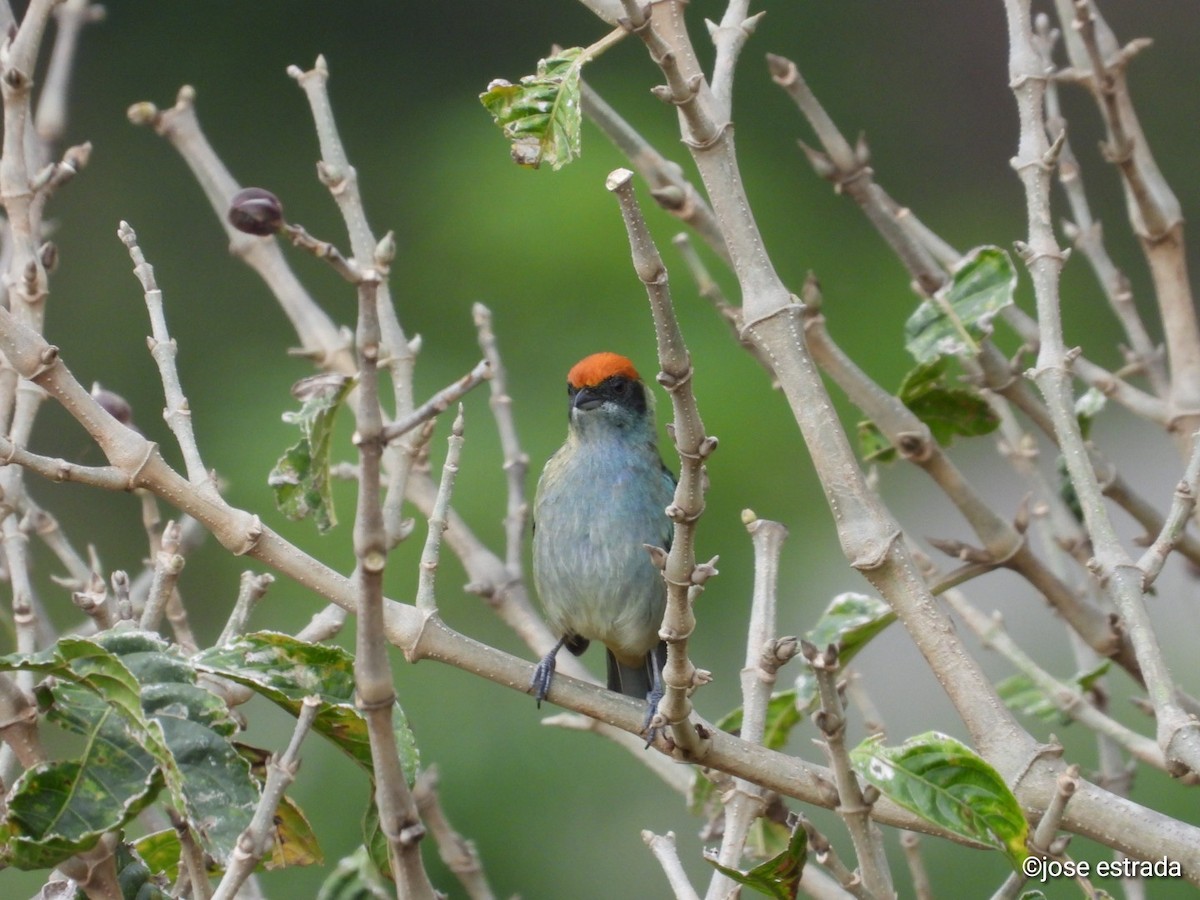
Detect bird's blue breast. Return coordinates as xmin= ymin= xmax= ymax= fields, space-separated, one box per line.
xmin=532 ymin=428 xmax=675 ymax=660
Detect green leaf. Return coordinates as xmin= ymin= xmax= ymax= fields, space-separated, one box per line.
xmin=903 ymin=360 xmax=998 ymax=446
xmin=133 ymin=829 xmax=183 ymax=882
xmin=851 ymin=732 xmax=1029 ymax=868
xmin=0 ymin=633 xmax=257 ymax=869
xmin=997 ymin=661 xmax=1111 ymax=724
xmin=905 ymin=246 xmax=1017 ymax=363
xmin=269 ymin=373 xmax=355 ymax=533
xmin=362 ymin=798 xmax=391 ymax=882
xmin=480 ymin=47 xmax=584 ymax=170
xmin=0 ymin=639 xmax=173 ymax=869
xmin=715 ymin=691 xmax=803 ymax=752
xmin=317 ymin=845 xmax=392 ymax=900
xmin=0 ymin=635 xmax=146 ymax=725
xmin=194 ymin=631 xmax=419 ymax=782
xmin=91 ymin=632 xmax=257 ymax=865
xmin=159 ymin=716 xmax=257 ymax=860
xmin=794 ymin=593 xmax=895 ymax=713
xmin=856 ymin=418 xmax=895 ymax=462
xmin=113 ymin=840 xmax=172 ymax=899
xmin=704 ymin=817 xmax=807 ymax=899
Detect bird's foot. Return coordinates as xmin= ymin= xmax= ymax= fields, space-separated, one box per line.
xmin=641 ymin=685 xmax=664 ymax=748
xmin=530 ymin=651 xmax=558 ymax=708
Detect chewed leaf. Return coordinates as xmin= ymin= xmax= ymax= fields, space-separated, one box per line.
xmin=0 ymin=633 xmax=256 ymax=869
xmin=704 ymin=817 xmax=807 ymax=899
xmin=269 ymin=373 xmax=354 ymax=533
xmin=195 ymin=631 xmax=419 ymax=783
xmin=480 ymin=48 xmax=584 ymax=170
xmin=851 ymin=732 xmax=1029 ymax=868
xmin=905 ymin=246 xmax=1017 ymax=363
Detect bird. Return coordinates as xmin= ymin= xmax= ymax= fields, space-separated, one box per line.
xmin=530 ymin=352 xmax=676 ymax=735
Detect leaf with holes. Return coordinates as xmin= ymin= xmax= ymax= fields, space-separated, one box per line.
xmin=195 ymin=631 xmax=419 ymax=782
xmin=0 ymin=633 xmax=256 ymax=869
xmin=480 ymin=47 xmax=585 ymax=170
xmin=269 ymin=373 xmax=355 ymax=533
xmin=704 ymin=817 xmax=807 ymax=899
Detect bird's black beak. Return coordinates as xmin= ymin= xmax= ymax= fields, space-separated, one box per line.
xmin=572 ymin=386 xmax=603 ymax=411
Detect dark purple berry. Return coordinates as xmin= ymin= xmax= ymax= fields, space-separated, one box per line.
xmin=228 ymin=187 xmax=284 ymax=236
xmin=91 ymin=383 xmax=134 ymax=427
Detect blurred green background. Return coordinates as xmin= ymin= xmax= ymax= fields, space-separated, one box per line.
xmin=7 ymin=1 xmax=1200 ymax=897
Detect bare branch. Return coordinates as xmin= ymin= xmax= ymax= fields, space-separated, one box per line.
xmin=118 ymin=221 xmax=210 ymax=487
xmin=213 ymin=696 xmax=321 ymax=900
xmin=473 ymin=302 xmax=529 ymax=579
xmin=415 ymin=407 xmax=464 ymax=613
xmin=381 ymin=359 xmax=490 ymax=444
xmin=607 ymin=166 xmax=714 ymax=756
xmin=413 ymin=766 xmax=497 ymax=900
xmin=644 ymin=830 xmax=701 ymax=900
xmin=1004 ymin=0 xmax=1200 ymax=777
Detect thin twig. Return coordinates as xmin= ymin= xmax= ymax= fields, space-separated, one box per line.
xmin=580 ymin=82 xmax=729 ymax=263
xmin=1136 ymin=430 xmax=1200 ymax=586
xmin=1004 ymin=0 xmax=1200 ymax=777
xmin=899 ymin=832 xmax=933 ymax=900
xmin=118 ymin=221 xmax=210 ymax=487
xmin=413 ymin=766 xmax=497 ymax=900
xmin=705 ymin=512 xmax=788 ymax=900
xmin=288 ymin=55 xmax=415 ymax=421
xmin=415 ymin=407 xmax=464 ymax=613
xmin=767 ymin=53 xmax=945 ymax=297
xmin=348 ymin=250 xmax=437 ymax=894
xmin=126 ymin=87 xmax=353 ymax=370
xmin=71 ymin=572 xmax=112 ymax=631
xmin=172 ymin=808 xmax=213 ymax=900
xmin=381 ymin=359 xmax=490 ymax=444
xmin=218 ymin=571 xmax=276 ymax=646
xmin=35 ymin=0 xmax=103 ymax=146
xmin=805 ymin=641 xmax=893 ymax=897
xmin=212 ymin=696 xmax=321 ymax=900
xmin=644 ymin=830 xmax=701 ymax=900
xmin=294 ymin=603 xmax=348 ymax=644
xmin=23 ymin=495 xmax=90 ymax=589
xmin=801 ymin=813 xmax=881 ymax=900
xmin=139 ymin=520 xmax=185 ymax=633
xmin=473 ymin=302 xmax=529 ymax=579
xmin=607 ymin=167 xmax=715 ymax=757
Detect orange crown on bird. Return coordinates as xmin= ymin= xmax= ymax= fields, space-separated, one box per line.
xmin=567 ymin=352 xmax=641 ymax=389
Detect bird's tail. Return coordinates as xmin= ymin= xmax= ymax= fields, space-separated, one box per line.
xmin=606 ymin=641 xmax=667 ymax=700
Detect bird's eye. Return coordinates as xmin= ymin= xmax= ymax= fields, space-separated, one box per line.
xmin=612 ymin=379 xmax=628 ymax=394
